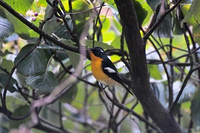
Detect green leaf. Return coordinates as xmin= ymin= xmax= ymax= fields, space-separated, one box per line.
xmin=146 ymin=0 xmax=161 ymax=11
xmin=53 ymin=23 xmax=72 ymax=39
xmin=9 ymin=105 xmax=31 ymax=129
xmin=37 ymin=44 xmax=69 ymax=61
xmin=73 ymin=0 xmax=90 ymax=10
xmin=86 ymin=40 xmax=113 ymax=49
xmin=66 ymin=50 xmax=80 ymax=68
xmin=111 ymin=36 xmax=128 ymax=51
xmin=154 ymin=14 xmax=174 ymax=38
xmin=0 ymin=17 xmax=14 ymax=39
xmin=100 ymin=16 xmax=111 ymax=32
xmin=37 ymin=0 xmax=48 ymax=7
xmin=113 ymin=19 xmax=122 ymax=32
xmin=14 ymin=44 xmax=48 ymax=76
xmin=26 ymin=71 xmax=59 ymax=95
xmin=133 ymin=103 xmax=143 ymax=115
xmin=148 ymin=65 xmax=162 ymax=80
xmin=76 ymin=20 xmax=87 ymax=38
xmin=138 ymin=0 xmax=153 ymax=26
xmin=44 ymin=4 xmax=72 ymax=38
xmin=59 ymin=39 xmax=79 ymax=66
xmin=173 ymin=17 xmax=183 ymax=35
xmin=169 ymin=35 xmax=187 ymax=59
xmin=59 ymin=85 xmax=78 ymax=103
xmin=72 ymin=0 xmax=91 ymax=21
xmin=55 ymin=51 xmax=69 ymax=61
xmin=71 ymin=82 xmax=84 ymax=109
xmin=133 ymin=0 xmax=148 ymax=25
xmin=2 ymin=9 xmax=31 ymax=39
xmin=105 ymin=0 xmax=115 ymax=5
xmin=88 ymin=105 xmax=102 ymax=120
xmin=6 ymin=96 xmax=27 ymax=112
xmin=1 ymin=0 xmax=38 ymax=39
xmin=0 ymin=72 xmax=16 ymax=93
xmin=61 ymin=0 xmax=70 ymax=12
xmin=15 ymin=72 xmax=27 ymax=87
xmin=87 ymin=91 xmax=103 ymax=120
xmin=191 ymin=88 xmax=200 ymax=128
xmin=181 ymin=101 xmax=191 ymax=111
xmin=102 ymin=30 xmax=117 ymax=43
xmin=180 ymin=4 xmax=195 ymax=25
xmin=193 ymin=24 xmax=200 ymax=45
xmin=44 ymin=5 xmax=62 ymax=35
xmin=6 ymin=0 xmax=34 ymax=14
xmin=182 ymin=0 xmax=200 ymax=25
xmin=0 ymin=59 xmax=14 ymax=72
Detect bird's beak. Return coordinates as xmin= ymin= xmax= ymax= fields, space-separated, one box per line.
xmin=87 ymin=49 xmax=92 ymax=60
xmin=88 ymin=48 xmax=93 ymax=53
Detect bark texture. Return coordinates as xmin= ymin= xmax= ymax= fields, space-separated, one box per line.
xmin=114 ymin=0 xmax=182 ymax=132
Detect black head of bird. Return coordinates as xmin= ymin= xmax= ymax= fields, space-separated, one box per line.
xmin=89 ymin=47 xmax=107 ymax=59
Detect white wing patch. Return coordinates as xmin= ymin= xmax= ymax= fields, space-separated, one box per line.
xmin=99 ymin=49 xmax=104 ymax=53
xmin=104 ymin=67 xmax=116 ymax=73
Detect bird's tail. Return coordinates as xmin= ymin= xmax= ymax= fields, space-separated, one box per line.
xmin=117 ymin=73 xmax=133 ymax=96
xmin=121 ymin=83 xmax=134 ymax=96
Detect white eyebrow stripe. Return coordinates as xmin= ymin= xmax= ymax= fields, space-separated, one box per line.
xmin=104 ymin=67 xmax=116 ymax=73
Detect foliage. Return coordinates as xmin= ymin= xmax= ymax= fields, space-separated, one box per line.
xmin=0 ymin=0 xmax=200 ymax=132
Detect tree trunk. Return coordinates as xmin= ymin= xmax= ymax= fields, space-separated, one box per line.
xmin=114 ymin=0 xmax=182 ymax=132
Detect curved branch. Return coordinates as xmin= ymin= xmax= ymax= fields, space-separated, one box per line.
xmin=170 ymin=65 xmax=200 ymax=113
xmin=143 ymin=0 xmax=182 ymax=40
xmin=2 ymin=43 xmax=39 ymax=119
xmin=0 ymin=0 xmax=79 ymax=53
xmin=103 ymin=89 xmax=161 ymax=132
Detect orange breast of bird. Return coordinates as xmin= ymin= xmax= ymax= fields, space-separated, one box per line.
xmin=89 ymin=52 xmax=116 ymax=85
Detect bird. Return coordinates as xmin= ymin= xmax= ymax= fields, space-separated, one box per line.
xmin=89 ymin=47 xmax=133 ymax=95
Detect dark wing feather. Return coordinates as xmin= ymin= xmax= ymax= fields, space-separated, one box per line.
xmin=102 ymin=58 xmax=123 ymax=85
xmin=102 ymin=57 xmax=133 ymax=95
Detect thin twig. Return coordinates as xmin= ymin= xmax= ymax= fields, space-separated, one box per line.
xmin=92 ymin=2 xmax=105 ymax=47
xmin=170 ymin=65 xmax=200 ymax=113
xmin=0 ymin=0 xmax=79 ymax=53
xmin=103 ymin=88 xmax=161 ymax=132
xmin=117 ymin=100 xmax=138 ymax=126
xmin=2 ymin=42 xmax=40 ymax=120
xmin=143 ymin=0 xmax=182 ymax=40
